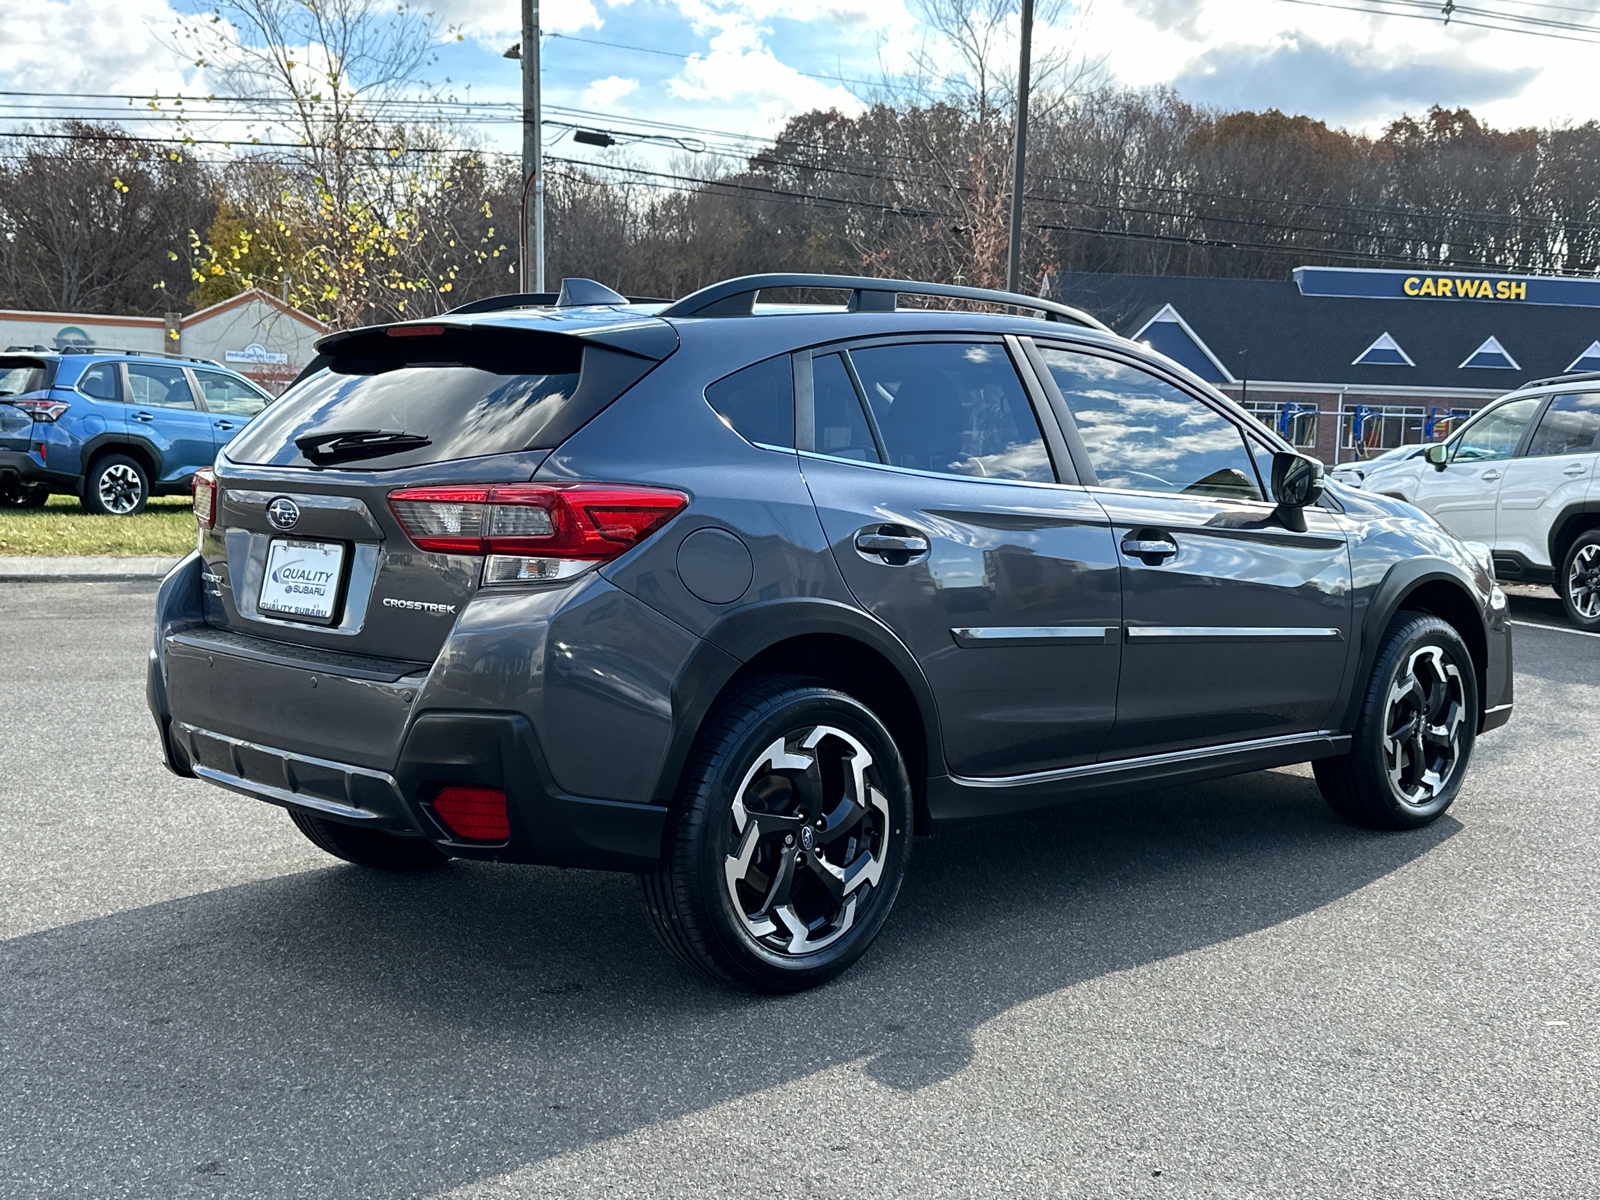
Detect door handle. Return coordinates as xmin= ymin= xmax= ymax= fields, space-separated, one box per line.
xmin=1564 ymin=463 xmax=1587 ymax=476
xmin=1121 ymin=533 xmax=1178 ymax=564
xmin=854 ymin=526 xmax=929 ymax=563
xmin=215 ymin=421 xmax=237 ymax=431
xmin=132 ymin=410 xmax=154 ymax=423
xmin=1481 ymin=469 xmax=1501 ymax=482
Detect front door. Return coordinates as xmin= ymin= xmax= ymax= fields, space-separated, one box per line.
xmin=1494 ymin=391 xmax=1600 ymax=571
xmin=1032 ymin=343 xmax=1353 ymax=759
xmin=1410 ymin=395 xmax=1543 ymax=543
xmin=192 ymin=368 xmax=272 ymax=456
xmin=799 ymin=338 xmax=1122 ymax=779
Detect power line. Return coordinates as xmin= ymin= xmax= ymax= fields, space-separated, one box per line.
xmin=1273 ymin=0 xmax=1600 ymax=42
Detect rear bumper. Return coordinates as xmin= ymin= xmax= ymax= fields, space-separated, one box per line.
xmin=0 ymin=448 xmax=75 ymax=489
xmin=147 ymin=553 xmax=672 ymax=872
xmin=170 ymin=712 xmax=667 ymax=871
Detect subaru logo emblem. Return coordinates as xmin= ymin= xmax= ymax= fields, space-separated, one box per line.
xmin=266 ymin=497 xmax=300 ymax=531
xmin=800 ymin=825 xmax=815 ymax=851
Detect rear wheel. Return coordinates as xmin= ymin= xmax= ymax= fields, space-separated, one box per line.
xmin=1559 ymin=530 xmax=1600 ymax=632
xmin=288 ymin=809 xmax=450 ymax=870
xmin=1314 ymin=613 xmax=1477 ymax=830
xmin=81 ymin=453 xmax=148 ymax=516
xmin=640 ymin=677 xmax=913 ymax=993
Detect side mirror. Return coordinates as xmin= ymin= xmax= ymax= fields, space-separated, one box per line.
xmin=1271 ymin=451 xmax=1324 ymax=509
xmin=1424 ymin=443 xmax=1450 ymax=470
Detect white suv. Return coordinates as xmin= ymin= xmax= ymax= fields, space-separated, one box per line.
xmin=1359 ymin=378 xmax=1600 ymax=630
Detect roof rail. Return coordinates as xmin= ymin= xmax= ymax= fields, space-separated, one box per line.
xmin=656 ymin=272 xmax=1112 ymax=331
xmin=56 ymin=345 xmax=222 ymax=367
xmin=1515 ymin=369 xmax=1600 ymax=390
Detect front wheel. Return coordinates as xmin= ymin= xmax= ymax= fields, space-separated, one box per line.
xmin=1314 ymin=613 xmax=1478 ymax=830
xmin=640 ymin=677 xmax=913 ymax=993
xmin=1559 ymin=531 xmax=1600 ymax=632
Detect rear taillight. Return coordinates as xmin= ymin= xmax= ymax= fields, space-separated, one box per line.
xmin=387 ymin=482 xmax=688 ymax=584
xmin=192 ymin=467 xmax=217 ymax=531
xmin=6 ymin=398 xmax=69 ymax=422
xmin=431 ymin=786 xmax=509 ymax=841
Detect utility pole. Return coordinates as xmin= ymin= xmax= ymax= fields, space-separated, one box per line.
xmin=1005 ymin=0 xmax=1035 ymax=296
xmin=521 ymin=0 xmax=544 ymax=293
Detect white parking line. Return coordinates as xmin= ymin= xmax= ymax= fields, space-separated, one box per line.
xmin=1511 ymin=620 xmax=1600 ymax=640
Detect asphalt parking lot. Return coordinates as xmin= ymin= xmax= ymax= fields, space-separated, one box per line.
xmin=0 ymin=581 xmax=1595 ymax=1199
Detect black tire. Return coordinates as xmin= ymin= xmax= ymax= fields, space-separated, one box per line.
xmin=1558 ymin=529 xmax=1600 ymax=632
xmin=81 ymin=453 xmax=148 ymax=516
xmin=1314 ymin=612 xmax=1478 ymax=830
xmin=0 ymin=482 xmax=49 ymax=508
xmin=288 ymin=808 xmax=450 ymax=870
xmin=640 ymin=676 xmax=913 ymax=993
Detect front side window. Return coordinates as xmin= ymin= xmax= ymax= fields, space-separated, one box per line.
xmin=1451 ymin=397 xmax=1542 ymax=462
xmin=195 ymin=370 xmax=271 ymax=418
xmin=705 ymin=355 xmax=792 ymax=447
xmin=75 ymin=363 xmax=118 ymax=402
xmin=1039 ymin=348 xmax=1263 ymax=500
xmin=1525 ymin=392 xmax=1600 ymax=457
xmin=846 ymin=341 xmax=1052 ymax=482
xmin=125 ymin=363 xmax=196 ymax=409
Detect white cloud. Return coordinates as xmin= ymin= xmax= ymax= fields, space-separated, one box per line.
xmin=0 ymin=0 xmax=200 ymax=97
xmin=436 ymin=0 xmax=602 ymax=47
xmin=581 ymin=74 xmax=640 ymax=108
xmin=665 ymin=20 xmax=866 ymax=129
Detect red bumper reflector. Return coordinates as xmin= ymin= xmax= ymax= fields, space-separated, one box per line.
xmin=431 ymin=786 xmax=510 ymax=841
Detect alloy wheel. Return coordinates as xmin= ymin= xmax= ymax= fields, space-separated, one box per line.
xmin=1567 ymin=544 xmax=1600 ymax=621
xmin=1382 ymin=645 xmax=1466 ymax=808
xmin=97 ymin=464 xmax=144 ymax=515
xmin=723 ymin=724 xmax=891 ymax=956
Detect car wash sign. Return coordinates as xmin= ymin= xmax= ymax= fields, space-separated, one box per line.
xmin=1295 ymin=265 xmax=1600 ymax=308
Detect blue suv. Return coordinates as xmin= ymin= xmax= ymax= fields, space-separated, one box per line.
xmin=0 ymin=349 xmax=274 ymax=514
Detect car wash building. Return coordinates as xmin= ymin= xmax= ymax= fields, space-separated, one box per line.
xmin=0 ymin=289 xmax=326 ymax=393
xmin=1052 ymin=266 xmax=1600 ymax=464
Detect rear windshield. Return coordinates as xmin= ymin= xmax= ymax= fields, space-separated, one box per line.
xmin=225 ymin=331 xmax=584 ymax=469
xmin=0 ymin=357 xmax=52 ymax=397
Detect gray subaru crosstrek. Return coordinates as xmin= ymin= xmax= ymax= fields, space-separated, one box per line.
xmin=148 ymin=273 xmax=1513 ymax=992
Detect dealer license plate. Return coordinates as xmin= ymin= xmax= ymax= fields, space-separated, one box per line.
xmin=259 ymin=539 xmax=346 ymax=623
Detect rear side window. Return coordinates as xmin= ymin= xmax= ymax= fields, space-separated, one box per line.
xmin=1526 ymin=392 xmax=1600 ymax=457
xmin=705 ymin=355 xmax=792 ymax=447
xmin=75 ymin=363 xmax=119 ymax=402
xmin=126 ymin=363 xmax=196 ymax=409
xmin=811 ymin=353 xmax=877 ymax=461
xmin=849 ymin=342 xmax=1052 ymax=482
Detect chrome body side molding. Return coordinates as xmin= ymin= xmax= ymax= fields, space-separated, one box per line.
xmin=1125 ymin=626 xmax=1345 ymax=644
xmin=951 ymin=625 xmax=1112 ymax=646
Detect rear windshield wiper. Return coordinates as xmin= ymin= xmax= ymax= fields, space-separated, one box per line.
xmin=295 ymin=428 xmax=433 ymax=466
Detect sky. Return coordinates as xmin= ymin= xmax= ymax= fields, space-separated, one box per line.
xmin=0 ymin=0 xmax=1590 ymax=167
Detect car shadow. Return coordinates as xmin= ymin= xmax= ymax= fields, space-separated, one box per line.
xmin=0 ymin=768 xmax=1455 ymax=1198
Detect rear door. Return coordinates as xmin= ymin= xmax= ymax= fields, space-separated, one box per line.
xmin=1409 ymin=396 xmax=1542 ymax=542
xmin=123 ymin=361 xmax=215 ymax=482
xmin=191 ymin=368 xmax=273 ymax=454
xmin=1032 ymin=342 xmax=1353 ymax=759
xmin=798 ymin=335 xmax=1122 ymax=778
xmin=1494 ymin=390 xmax=1600 ymax=572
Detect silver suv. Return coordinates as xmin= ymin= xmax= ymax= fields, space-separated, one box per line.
xmin=1359 ymin=377 xmax=1600 ymax=629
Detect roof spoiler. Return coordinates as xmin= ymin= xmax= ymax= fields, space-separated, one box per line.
xmin=656 ymin=272 xmax=1111 ymax=331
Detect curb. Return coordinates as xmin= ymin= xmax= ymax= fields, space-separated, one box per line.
xmin=0 ymin=556 xmax=183 ymax=582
